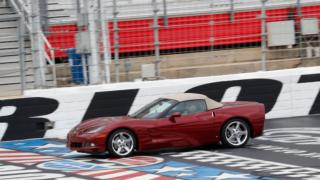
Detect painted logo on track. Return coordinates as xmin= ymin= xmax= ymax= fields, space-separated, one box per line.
xmin=132 ymin=160 xmax=274 ymax=180
xmin=37 ymin=156 xmax=164 ymax=171
xmin=0 ymin=139 xmax=274 ymax=179
xmin=37 ymin=159 xmax=107 ymax=171
xmin=0 ymin=139 xmax=86 ymax=158
xmin=170 ymin=150 xmax=320 ymax=179
xmin=0 ymin=139 xmax=164 ymax=170
xmin=257 ymin=128 xmax=320 ymax=145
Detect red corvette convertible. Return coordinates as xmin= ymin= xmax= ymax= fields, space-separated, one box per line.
xmin=67 ymin=93 xmax=265 ymax=157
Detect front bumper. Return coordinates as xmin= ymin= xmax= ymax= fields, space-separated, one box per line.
xmin=67 ymin=132 xmax=107 ymax=153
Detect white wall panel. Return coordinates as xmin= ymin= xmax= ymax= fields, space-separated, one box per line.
xmin=1 ymin=67 xmax=318 ymax=139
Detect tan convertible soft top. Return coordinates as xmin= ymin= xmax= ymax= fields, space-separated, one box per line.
xmin=162 ymin=93 xmax=223 ymax=110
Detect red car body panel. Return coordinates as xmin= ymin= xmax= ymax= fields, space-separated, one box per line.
xmin=67 ymin=101 xmax=265 ymax=153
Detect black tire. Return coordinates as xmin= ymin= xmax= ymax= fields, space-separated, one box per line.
xmin=107 ymin=129 xmax=136 ymax=157
xmin=221 ymin=119 xmax=250 ymax=148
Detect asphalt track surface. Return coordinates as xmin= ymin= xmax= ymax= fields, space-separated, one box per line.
xmin=0 ymin=115 xmax=319 ymax=180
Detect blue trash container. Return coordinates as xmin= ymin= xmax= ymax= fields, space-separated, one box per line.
xmin=65 ymin=49 xmax=84 ymax=84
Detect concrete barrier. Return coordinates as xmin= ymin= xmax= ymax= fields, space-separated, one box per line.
xmin=0 ymin=67 xmax=319 ymax=140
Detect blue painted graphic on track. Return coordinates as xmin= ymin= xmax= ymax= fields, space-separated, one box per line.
xmin=0 ymin=139 xmax=85 ymax=158
xmin=38 ymin=159 xmax=107 ymax=171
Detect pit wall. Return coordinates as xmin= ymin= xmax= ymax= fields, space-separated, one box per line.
xmin=0 ymin=67 xmax=319 ymax=141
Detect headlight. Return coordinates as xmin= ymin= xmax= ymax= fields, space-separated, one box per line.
xmin=83 ymin=126 xmax=105 ymax=134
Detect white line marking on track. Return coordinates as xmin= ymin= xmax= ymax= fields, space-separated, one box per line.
xmin=76 ymin=169 xmax=117 ymax=176
xmin=127 ymin=174 xmax=160 ymax=180
xmin=0 ymin=156 xmax=55 ymax=160
xmin=0 ymin=169 xmax=40 ymax=175
xmin=0 ymin=148 xmax=14 ymax=152
xmin=0 ymin=153 xmax=42 ymax=156
xmin=96 ymin=170 xmax=137 ymax=179
xmin=9 ymin=158 xmax=58 ymax=163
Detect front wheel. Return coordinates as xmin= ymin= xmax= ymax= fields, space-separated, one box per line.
xmin=107 ymin=129 xmax=136 ymax=157
xmin=221 ymin=119 xmax=250 ymax=147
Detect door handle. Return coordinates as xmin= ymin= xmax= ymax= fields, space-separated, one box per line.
xmin=211 ymin=112 xmax=215 ymax=118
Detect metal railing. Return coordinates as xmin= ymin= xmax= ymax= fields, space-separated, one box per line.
xmin=9 ymin=0 xmax=57 ymax=88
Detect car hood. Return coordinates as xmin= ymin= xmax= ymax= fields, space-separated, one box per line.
xmin=74 ymin=116 xmax=133 ymax=131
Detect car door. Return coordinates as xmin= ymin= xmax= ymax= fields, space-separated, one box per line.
xmin=149 ymin=100 xmax=217 ymax=148
xmin=173 ymin=111 xmax=217 ymax=146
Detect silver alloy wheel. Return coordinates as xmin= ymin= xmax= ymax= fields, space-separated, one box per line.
xmin=111 ymin=132 xmax=134 ymax=156
xmin=225 ymin=121 xmax=248 ymax=146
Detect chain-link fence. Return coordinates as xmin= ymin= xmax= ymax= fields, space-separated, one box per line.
xmin=1 ymin=0 xmax=320 ymax=96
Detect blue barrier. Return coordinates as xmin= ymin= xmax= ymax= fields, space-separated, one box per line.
xmin=66 ymin=49 xmax=84 ymax=84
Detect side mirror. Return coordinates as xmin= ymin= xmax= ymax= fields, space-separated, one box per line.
xmin=169 ymin=112 xmax=181 ymax=122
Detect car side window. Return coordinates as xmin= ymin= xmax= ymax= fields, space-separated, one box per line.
xmin=166 ymin=100 xmax=207 ymax=117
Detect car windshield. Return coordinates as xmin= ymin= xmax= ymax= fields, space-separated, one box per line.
xmin=130 ymin=98 xmax=178 ymax=119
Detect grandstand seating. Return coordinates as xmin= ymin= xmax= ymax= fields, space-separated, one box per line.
xmin=45 ymin=0 xmax=320 ymax=84
xmin=0 ymin=1 xmax=53 ymax=98
xmin=45 ymin=0 xmax=320 ymax=58
xmin=0 ymin=3 xmax=28 ymax=97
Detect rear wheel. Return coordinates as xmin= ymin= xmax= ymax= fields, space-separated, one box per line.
xmin=221 ymin=119 xmax=250 ymax=147
xmin=107 ymin=129 xmax=136 ymax=157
